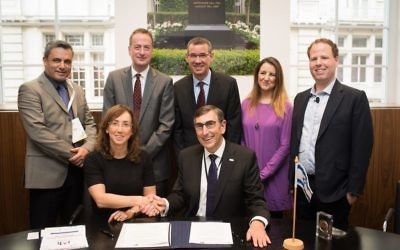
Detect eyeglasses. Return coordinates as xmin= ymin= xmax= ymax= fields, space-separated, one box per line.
xmin=194 ymin=120 xmax=217 ymax=131
xmin=108 ymin=121 xmax=132 ymax=129
xmin=187 ymin=53 xmax=210 ymax=60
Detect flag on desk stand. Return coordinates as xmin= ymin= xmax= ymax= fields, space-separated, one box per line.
xmin=295 ymin=161 xmax=313 ymax=202
xmin=283 ymin=156 xmax=311 ymax=250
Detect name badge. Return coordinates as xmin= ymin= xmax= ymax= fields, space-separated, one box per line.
xmin=72 ymin=118 xmax=87 ymax=143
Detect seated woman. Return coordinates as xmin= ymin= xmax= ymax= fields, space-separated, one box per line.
xmin=84 ymin=104 xmax=159 ymax=222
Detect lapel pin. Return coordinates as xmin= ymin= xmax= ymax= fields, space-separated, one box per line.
xmin=229 ymin=158 xmax=235 ymax=162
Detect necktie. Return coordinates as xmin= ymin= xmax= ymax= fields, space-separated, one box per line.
xmin=133 ymin=73 xmax=142 ymax=121
xmin=196 ymin=81 xmax=205 ymax=108
xmin=206 ymin=154 xmax=218 ymax=217
xmin=57 ymin=84 xmax=73 ymax=118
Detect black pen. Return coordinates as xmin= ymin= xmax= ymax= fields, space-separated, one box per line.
xmin=101 ymin=229 xmax=114 ymax=238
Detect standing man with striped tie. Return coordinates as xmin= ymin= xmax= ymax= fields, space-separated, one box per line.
xmin=103 ymin=28 xmax=174 ymax=196
xmin=173 ymin=37 xmax=242 ymax=155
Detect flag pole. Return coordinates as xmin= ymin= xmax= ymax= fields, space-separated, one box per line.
xmin=283 ymin=156 xmax=304 ymax=250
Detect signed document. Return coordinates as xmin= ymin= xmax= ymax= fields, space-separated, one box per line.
xmin=189 ymin=222 xmax=233 ymax=245
xmin=115 ymin=222 xmax=170 ymax=248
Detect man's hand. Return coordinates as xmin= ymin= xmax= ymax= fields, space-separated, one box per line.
xmin=69 ymin=147 xmax=89 ymax=167
xmin=140 ymin=194 xmax=166 ymax=216
xmin=246 ymin=220 xmax=271 ymax=248
xmin=346 ymin=192 xmax=358 ymax=205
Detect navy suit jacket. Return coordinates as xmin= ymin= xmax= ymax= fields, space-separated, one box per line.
xmin=173 ymin=71 xmax=242 ymax=152
xmin=289 ymin=80 xmax=373 ymax=202
xmin=167 ymin=141 xmax=270 ymax=221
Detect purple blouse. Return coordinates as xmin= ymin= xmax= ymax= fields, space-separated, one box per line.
xmin=241 ymin=98 xmax=293 ymax=211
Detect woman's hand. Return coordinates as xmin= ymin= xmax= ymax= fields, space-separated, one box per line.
xmin=108 ymin=206 xmax=138 ymax=223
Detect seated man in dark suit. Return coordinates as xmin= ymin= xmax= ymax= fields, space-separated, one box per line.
xmin=144 ymin=105 xmax=271 ymax=248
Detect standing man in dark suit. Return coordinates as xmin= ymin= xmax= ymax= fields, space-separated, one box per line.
xmin=289 ymin=38 xmax=373 ymax=230
xmin=18 ymin=40 xmax=97 ymax=229
xmin=147 ymin=105 xmax=271 ymax=248
xmin=173 ymin=37 xmax=242 ymax=153
xmin=103 ymin=28 xmax=174 ymax=196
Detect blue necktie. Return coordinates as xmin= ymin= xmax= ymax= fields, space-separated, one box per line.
xmin=57 ymin=84 xmax=73 ymax=117
xmin=206 ymin=154 xmax=218 ymax=217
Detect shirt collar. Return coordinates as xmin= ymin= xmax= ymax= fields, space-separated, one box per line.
xmin=131 ymin=65 xmax=150 ymax=78
xmin=310 ymin=78 xmax=335 ymax=96
xmin=204 ymin=138 xmax=225 ymax=160
xmin=193 ymin=70 xmax=211 ymax=87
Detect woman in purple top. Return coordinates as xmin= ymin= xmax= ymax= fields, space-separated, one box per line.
xmin=241 ymin=57 xmax=293 ymax=218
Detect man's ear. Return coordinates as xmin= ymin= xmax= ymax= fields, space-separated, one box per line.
xmin=221 ymin=120 xmax=227 ymax=134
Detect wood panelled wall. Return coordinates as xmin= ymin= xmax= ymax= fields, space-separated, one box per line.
xmin=0 ymin=109 xmax=399 ymax=235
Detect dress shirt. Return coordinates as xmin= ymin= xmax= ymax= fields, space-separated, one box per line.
xmin=192 ymin=70 xmax=211 ymax=103
xmin=131 ymin=65 xmax=150 ymax=96
xmin=299 ymin=79 xmax=335 ymax=174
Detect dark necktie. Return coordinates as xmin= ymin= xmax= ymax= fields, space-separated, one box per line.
xmin=206 ymin=154 xmax=218 ymax=217
xmin=196 ymin=81 xmax=205 ymax=108
xmin=57 ymin=84 xmax=73 ymax=118
xmin=133 ymin=73 xmax=142 ymax=121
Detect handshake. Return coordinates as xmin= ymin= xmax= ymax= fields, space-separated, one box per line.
xmin=108 ymin=194 xmax=167 ymax=223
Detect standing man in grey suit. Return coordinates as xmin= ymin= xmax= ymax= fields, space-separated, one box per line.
xmin=289 ymin=38 xmax=373 ymax=230
xmin=146 ymin=105 xmax=271 ymax=248
xmin=18 ymin=40 xmax=97 ymax=229
xmin=173 ymin=37 xmax=242 ymax=154
xmin=103 ymin=28 xmax=174 ymax=196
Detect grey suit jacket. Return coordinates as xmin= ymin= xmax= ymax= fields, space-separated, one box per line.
xmin=103 ymin=66 xmax=174 ymax=182
xmin=173 ymin=71 xmax=242 ymax=152
xmin=289 ymin=80 xmax=373 ymax=202
xmin=167 ymin=141 xmax=270 ymax=221
xmin=18 ymin=72 xmax=97 ymax=189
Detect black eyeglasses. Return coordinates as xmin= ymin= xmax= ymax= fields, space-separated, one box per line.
xmin=194 ymin=120 xmax=217 ymax=131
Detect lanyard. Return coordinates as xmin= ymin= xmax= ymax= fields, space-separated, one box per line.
xmin=66 ymin=79 xmax=76 ymax=112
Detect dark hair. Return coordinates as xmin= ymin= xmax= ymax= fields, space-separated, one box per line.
xmin=186 ymin=36 xmax=213 ymax=53
xmin=247 ymin=57 xmax=289 ymax=118
xmin=43 ymin=40 xmax=74 ymax=59
xmin=96 ymin=104 xmax=141 ymax=163
xmin=129 ymin=28 xmax=154 ymax=46
xmin=307 ymin=38 xmax=339 ymax=58
xmin=193 ymin=105 xmax=224 ymax=124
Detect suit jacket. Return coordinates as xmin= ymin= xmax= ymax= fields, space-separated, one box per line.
xmin=289 ymin=80 xmax=373 ymax=203
xmin=103 ymin=66 xmax=174 ymax=182
xmin=173 ymin=71 xmax=242 ymax=152
xmin=18 ymin=72 xmax=97 ymax=189
xmin=167 ymin=141 xmax=270 ymax=221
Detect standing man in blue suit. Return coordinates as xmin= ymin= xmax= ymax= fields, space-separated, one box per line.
xmin=173 ymin=37 xmax=242 ymax=154
xmin=103 ymin=28 xmax=174 ymax=196
xmin=289 ymin=38 xmax=373 ymax=230
xmin=18 ymin=40 xmax=97 ymax=229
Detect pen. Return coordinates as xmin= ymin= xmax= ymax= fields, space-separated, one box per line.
xmin=101 ymin=229 xmax=114 ymax=238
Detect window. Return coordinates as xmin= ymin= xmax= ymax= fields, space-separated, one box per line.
xmin=71 ymin=53 xmax=86 ymax=89
xmin=351 ymin=55 xmax=367 ymax=82
xmin=352 ymin=37 xmax=367 ymax=47
xmin=92 ymin=52 xmax=105 ymax=97
xmin=44 ymin=34 xmax=55 ymax=45
xmin=375 ymin=37 xmax=383 ymax=48
xmin=65 ymin=34 xmax=84 ymax=47
xmin=338 ymin=36 xmax=345 ymax=47
xmin=91 ymin=33 xmax=104 ymax=46
xmin=374 ymin=54 xmax=382 ymax=82
xmin=337 ymin=55 xmax=345 ymax=81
